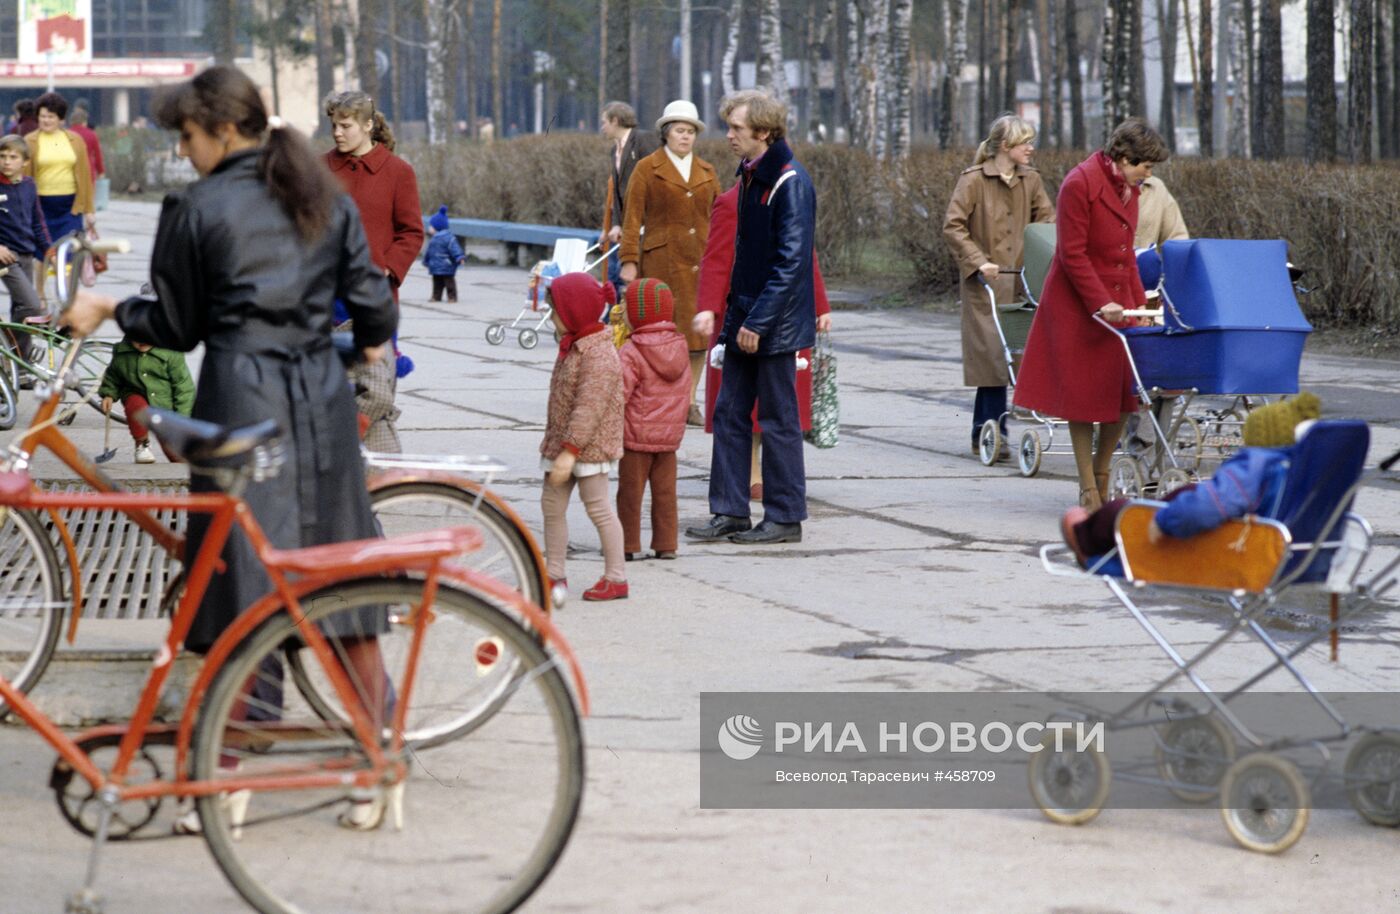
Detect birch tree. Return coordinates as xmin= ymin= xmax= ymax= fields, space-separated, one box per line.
xmin=1101 ymin=0 xmax=1134 ymax=137
xmin=939 ymin=0 xmax=967 ymax=148
xmin=758 ymin=0 xmax=790 ymax=106
xmin=890 ymin=0 xmax=913 ymax=157
xmin=425 ymin=0 xmax=455 ymax=143
xmin=1225 ymin=0 xmax=1251 ymax=157
xmin=1305 ymin=0 xmax=1336 ymax=161
xmin=1156 ymin=0 xmax=1180 ymax=151
xmin=721 ymin=0 xmax=742 ymax=97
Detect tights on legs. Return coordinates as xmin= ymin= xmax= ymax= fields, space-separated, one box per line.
xmin=1069 ymin=414 xmax=1129 ymax=508
xmin=542 ymin=472 xmax=626 ymax=583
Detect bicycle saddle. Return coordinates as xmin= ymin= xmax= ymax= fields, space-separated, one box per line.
xmin=138 ymin=407 xmax=282 ymax=465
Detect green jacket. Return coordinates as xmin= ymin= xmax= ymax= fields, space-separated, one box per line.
xmin=96 ymin=341 xmax=195 ymax=415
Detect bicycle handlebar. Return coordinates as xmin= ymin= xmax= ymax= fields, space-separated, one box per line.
xmin=52 ymin=233 xmax=132 ymax=314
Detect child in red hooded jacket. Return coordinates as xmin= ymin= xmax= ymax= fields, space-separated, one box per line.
xmin=616 ymin=279 xmax=692 ymax=560
xmin=540 ymin=272 xmax=629 ymax=601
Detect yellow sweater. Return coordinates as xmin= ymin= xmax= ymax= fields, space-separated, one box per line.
xmin=23 ymin=129 xmax=94 ymax=215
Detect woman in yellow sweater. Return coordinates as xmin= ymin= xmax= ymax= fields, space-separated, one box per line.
xmin=23 ymin=91 xmax=94 ymax=247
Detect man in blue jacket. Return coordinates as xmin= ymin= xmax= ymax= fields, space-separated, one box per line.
xmin=687 ymin=90 xmax=816 ymax=545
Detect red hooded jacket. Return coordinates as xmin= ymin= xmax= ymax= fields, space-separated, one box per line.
xmin=620 ymin=321 xmax=691 ymax=451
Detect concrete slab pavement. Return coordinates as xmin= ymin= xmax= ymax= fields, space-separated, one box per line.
xmin=3 ymin=200 xmax=1399 ymax=913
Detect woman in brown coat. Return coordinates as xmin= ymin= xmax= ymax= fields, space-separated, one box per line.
xmin=619 ymin=99 xmax=719 ymax=424
xmin=942 ymin=114 xmax=1054 ymax=455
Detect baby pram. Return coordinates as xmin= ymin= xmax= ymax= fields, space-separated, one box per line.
xmin=1034 ymin=421 xmax=1400 ymax=853
xmin=1110 ymin=239 xmax=1313 ymax=496
xmin=485 ymin=238 xmax=617 ymax=350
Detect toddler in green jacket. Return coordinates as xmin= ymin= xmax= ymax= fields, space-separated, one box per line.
xmin=97 ymin=337 xmax=195 ymax=464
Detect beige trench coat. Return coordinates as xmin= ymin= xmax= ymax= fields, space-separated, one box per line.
xmin=620 ymin=147 xmax=719 ymax=351
xmin=942 ymin=161 xmax=1055 ymax=386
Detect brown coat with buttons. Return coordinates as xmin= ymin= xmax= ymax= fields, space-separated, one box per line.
xmin=943 ymin=160 xmax=1055 ymax=386
xmin=619 ymin=146 xmax=719 ymax=350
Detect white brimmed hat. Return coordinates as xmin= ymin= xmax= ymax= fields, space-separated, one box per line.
xmin=656 ymin=99 xmax=704 ymax=133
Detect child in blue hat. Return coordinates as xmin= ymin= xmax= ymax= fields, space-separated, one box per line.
xmin=423 ymin=204 xmax=464 ymax=302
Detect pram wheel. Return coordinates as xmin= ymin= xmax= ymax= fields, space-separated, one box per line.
xmin=1219 ymin=753 xmax=1310 ymax=853
xmin=1157 ymin=467 xmax=1194 ymax=497
xmin=1027 ymin=732 xmax=1111 ymax=825
xmin=1017 ymin=430 xmax=1042 ymax=477
xmin=519 ymin=328 xmax=540 ymax=349
xmin=1155 ymin=715 xmax=1235 ymax=803
xmin=1173 ymin=416 xmax=1204 ymax=471
xmin=978 ymin=421 xmax=1002 ymax=466
xmin=1343 ymin=732 xmax=1400 ymax=827
xmin=485 ymin=323 xmax=506 ymax=345
xmin=1107 ymin=456 xmax=1144 ymax=499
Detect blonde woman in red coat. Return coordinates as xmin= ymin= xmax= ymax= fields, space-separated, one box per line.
xmin=323 ymin=91 xmax=424 ymax=452
xmin=616 ymin=279 xmax=691 ymax=560
xmin=1013 ymin=119 xmax=1171 ymax=509
xmin=695 ymin=183 xmax=832 ymax=501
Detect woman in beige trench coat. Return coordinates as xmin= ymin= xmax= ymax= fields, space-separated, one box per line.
xmin=942 ymin=114 xmax=1055 ymax=455
xmin=620 ymin=99 xmax=720 ymax=424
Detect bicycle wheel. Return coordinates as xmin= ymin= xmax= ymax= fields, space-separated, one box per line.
xmin=192 ymin=578 xmax=584 ymax=914
xmin=0 ymin=325 xmax=22 ymax=398
xmin=0 ymin=507 xmax=66 ymax=718
xmin=368 ymin=480 xmax=546 ymax=606
xmin=0 ymin=366 xmax=16 ymax=431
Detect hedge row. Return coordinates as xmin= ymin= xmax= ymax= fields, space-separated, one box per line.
xmin=97 ymin=126 xmax=1399 ymax=332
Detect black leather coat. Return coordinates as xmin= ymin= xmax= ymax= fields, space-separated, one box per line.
xmin=116 ymin=148 xmax=396 ymax=651
xmin=720 ymin=138 xmax=817 ymax=356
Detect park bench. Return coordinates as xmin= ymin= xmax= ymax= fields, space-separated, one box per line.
xmin=423 ymin=216 xmax=600 ymax=268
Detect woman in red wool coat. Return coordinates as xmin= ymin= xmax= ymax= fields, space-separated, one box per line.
xmin=1013 ymin=119 xmax=1171 ymax=510
xmin=695 ymin=183 xmax=832 ymax=501
xmin=323 ymin=90 xmax=423 ymax=452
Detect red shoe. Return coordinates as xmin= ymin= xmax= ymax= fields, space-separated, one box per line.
xmin=1060 ymin=507 xmax=1091 ymax=568
xmin=582 ymin=578 xmax=629 ymax=601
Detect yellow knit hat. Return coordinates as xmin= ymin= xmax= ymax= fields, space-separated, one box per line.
xmin=1242 ymin=392 xmax=1322 ymax=447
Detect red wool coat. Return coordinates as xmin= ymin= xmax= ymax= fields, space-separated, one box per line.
xmin=1013 ymin=152 xmax=1144 ymax=423
xmin=325 ymin=145 xmax=424 ymax=295
xmin=620 ymin=321 xmax=692 ymax=452
xmin=695 ymin=184 xmax=831 ymax=433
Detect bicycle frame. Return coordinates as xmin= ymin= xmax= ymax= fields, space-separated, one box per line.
xmin=0 ymin=475 xmax=589 ymax=808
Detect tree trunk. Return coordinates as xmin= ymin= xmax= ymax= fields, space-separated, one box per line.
xmin=1001 ymin=0 xmax=1019 ymax=111
xmin=1393 ymin=0 xmax=1399 ymax=156
xmin=890 ymin=0 xmax=913 ymax=157
xmin=315 ymin=0 xmax=336 ymax=129
xmin=1157 ymin=0 xmax=1179 ymax=150
xmin=1197 ymin=0 xmax=1214 ymax=154
xmin=358 ymin=0 xmax=382 ymax=97
xmin=1226 ymin=0 xmax=1250 ymax=157
xmin=425 ymin=0 xmax=453 ymax=143
xmin=940 ymin=0 xmax=967 ymax=147
xmin=1375 ymin=0 xmax=1393 ymax=156
xmin=1128 ymin=0 xmax=1146 ymax=115
xmin=758 ymin=0 xmax=790 ymax=105
xmin=1102 ymin=0 xmax=1134 ymax=138
xmin=1348 ymin=0 xmax=1374 ymax=163
xmin=721 ymin=0 xmax=742 ymax=98
xmin=604 ymin=0 xmax=631 ymax=101
xmin=1256 ymin=0 xmax=1283 ymax=157
xmin=1305 ymin=0 xmax=1336 ymax=161
xmin=1035 ymin=0 xmax=1054 ymax=145
xmin=213 ymin=0 xmax=239 ymax=65
xmin=987 ymin=0 xmax=1002 ymax=121
xmin=464 ymin=0 xmax=476 ymax=136
xmin=492 ymin=0 xmax=503 ymax=137
xmin=1067 ymin=0 xmax=1086 ymax=147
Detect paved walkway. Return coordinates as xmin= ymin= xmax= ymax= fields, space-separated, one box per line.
xmin=3 ymin=200 xmax=1399 ymax=913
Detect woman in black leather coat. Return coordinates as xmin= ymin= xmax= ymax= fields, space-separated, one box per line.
xmin=66 ymin=68 xmax=396 ymax=719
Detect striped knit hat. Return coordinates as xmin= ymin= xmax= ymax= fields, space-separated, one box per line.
xmin=623 ymin=278 xmax=674 ymax=327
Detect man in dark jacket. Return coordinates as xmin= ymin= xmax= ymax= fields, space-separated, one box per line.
xmin=687 ymin=90 xmax=816 ymax=545
xmin=600 ymin=101 xmax=658 ymax=294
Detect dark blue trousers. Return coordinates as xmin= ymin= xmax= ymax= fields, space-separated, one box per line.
xmin=709 ymin=348 xmax=807 ymax=523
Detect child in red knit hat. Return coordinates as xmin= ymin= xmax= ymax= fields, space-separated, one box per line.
xmin=617 ymin=278 xmax=692 ymax=560
xmin=540 ymin=272 xmax=629 ymax=601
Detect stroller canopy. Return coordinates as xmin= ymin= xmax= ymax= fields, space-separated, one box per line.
xmin=1160 ymin=239 xmax=1313 ymax=333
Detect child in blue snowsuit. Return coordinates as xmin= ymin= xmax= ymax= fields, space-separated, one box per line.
xmin=423 ymin=205 xmax=464 ymax=302
xmin=1062 ymin=393 xmax=1322 ymax=566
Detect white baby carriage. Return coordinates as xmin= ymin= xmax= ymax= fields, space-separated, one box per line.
xmin=485 ymin=238 xmax=617 ymax=350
